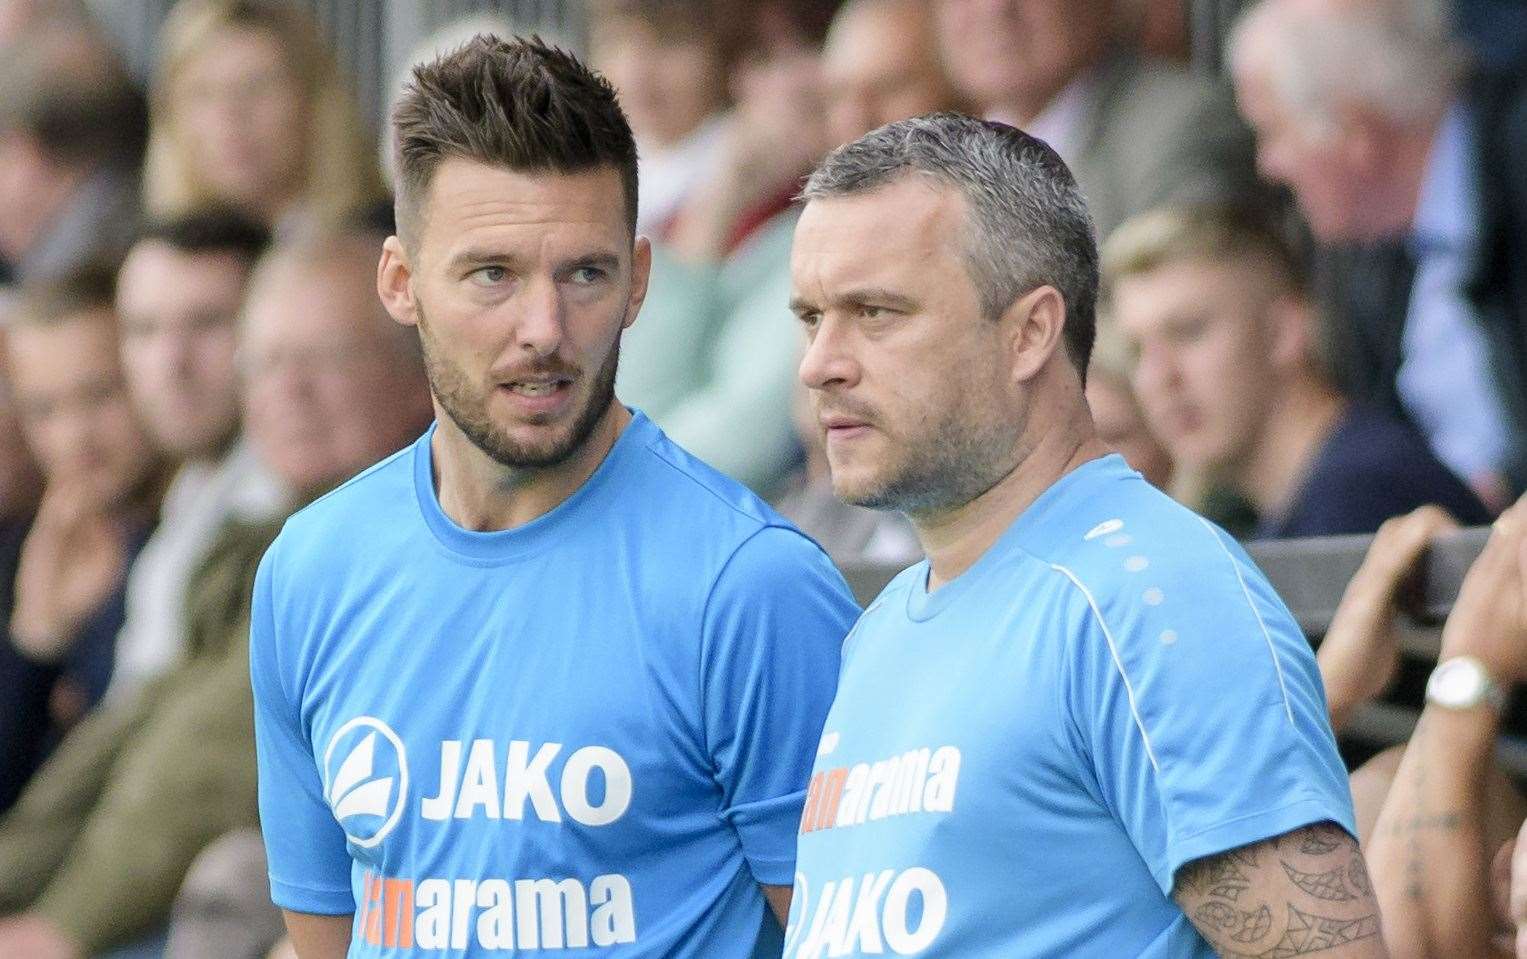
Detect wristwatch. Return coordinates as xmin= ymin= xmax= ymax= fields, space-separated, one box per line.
xmin=1425 ymin=656 xmax=1508 ymax=713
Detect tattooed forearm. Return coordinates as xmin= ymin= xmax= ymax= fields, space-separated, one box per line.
xmin=1175 ymin=823 xmax=1384 ymax=958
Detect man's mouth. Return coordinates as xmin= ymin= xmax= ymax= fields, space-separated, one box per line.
xmin=505 ymin=379 xmax=568 ymax=397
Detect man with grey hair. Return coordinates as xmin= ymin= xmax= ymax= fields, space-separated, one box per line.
xmin=784 ymin=113 xmax=1383 ymax=957
xmin=1230 ymin=0 xmax=1527 ymax=511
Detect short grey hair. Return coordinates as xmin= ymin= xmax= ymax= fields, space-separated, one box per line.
xmin=801 ymin=112 xmax=1099 ymax=379
xmin=1228 ymin=0 xmax=1465 ymax=135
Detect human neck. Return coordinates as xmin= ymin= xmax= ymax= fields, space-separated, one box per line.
xmin=1231 ymin=376 xmax=1345 ymax=518
xmin=1377 ymin=108 xmax=1451 ymax=238
xmin=431 ymin=402 xmax=630 ymax=532
xmin=913 ymin=404 xmax=1109 ymax=591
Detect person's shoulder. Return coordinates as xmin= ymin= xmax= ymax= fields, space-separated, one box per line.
xmin=1022 ymin=464 xmax=1252 ymax=614
xmin=1292 ymin=405 xmax=1491 ymax=529
xmin=264 ymin=441 xmax=419 ymax=570
xmin=623 ymin=417 xmax=843 ymax=576
xmin=635 ymin=421 xmax=795 ymax=534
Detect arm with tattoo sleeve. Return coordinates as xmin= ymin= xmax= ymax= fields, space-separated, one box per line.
xmin=1174 ymin=822 xmax=1388 ymax=958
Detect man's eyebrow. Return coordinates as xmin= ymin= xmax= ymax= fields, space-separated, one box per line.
xmin=446 ymin=249 xmax=522 ymax=271
xmin=794 ymin=288 xmax=918 ymax=313
xmin=839 ymin=287 xmax=918 ymax=310
xmin=562 ymin=252 xmax=621 ymax=272
xmin=444 ymin=250 xmax=624 ymax=273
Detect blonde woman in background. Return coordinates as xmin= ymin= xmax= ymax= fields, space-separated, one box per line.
xmin=143 ymin=0 xmax=383 ymax=232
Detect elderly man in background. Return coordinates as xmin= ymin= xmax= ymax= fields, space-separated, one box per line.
xmin=0 ymin=228 xmax=434 ymax=959
xmin=1230 ymin=0 xmax=1527 ymax=510
xmin=933 ymin=0 xmax=1261 ymax=241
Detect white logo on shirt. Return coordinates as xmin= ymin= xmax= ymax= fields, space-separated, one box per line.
xmin=786 ymin=867 xmax=948 ymax=957
xmin=324 ymin=716 xmax=410 ymax=848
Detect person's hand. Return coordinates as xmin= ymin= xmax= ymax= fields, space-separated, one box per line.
xmin=9 ymin=481 xmax=126 ymax=662
xmin=1439 ymin=494 xmax=1527 ymax=684
xmin=0 ymin=913 xmax=83 ymax=959
xmin=1320 ymin=505 xmax=1456 ymax=730
xmin=1502 ymin=817 xmax=1527 ymax=957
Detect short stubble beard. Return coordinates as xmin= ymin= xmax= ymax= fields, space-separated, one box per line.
xmin=415 ymin=299 xmax=621 ymax=471
xmin=839 ymin=393 xmax=1025 ymax=520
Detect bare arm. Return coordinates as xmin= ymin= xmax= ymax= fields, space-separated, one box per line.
xmin=1318 ymin=508 xmax=1454 ymax=734
xmin=1174 ymin=822 xmax=1387 ymax=958
xmin=281 ymin=911 xmax=352 ymax=959
xmin=1364 ymin=500 xmax=1527 ymax=959
xmin=1366 ymin=707 xmax=1504 ymax=959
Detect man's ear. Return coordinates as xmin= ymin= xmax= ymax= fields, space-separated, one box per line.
xmin=1005 ymin=285 xmax=1069 ymax=384
xmin=378 ymin=235 xmax=418 ymax=328
xmin=1266 ymin=292 xmax=1314 ymax=371
xmin=623 ymin=236 xmax=652 ymax=331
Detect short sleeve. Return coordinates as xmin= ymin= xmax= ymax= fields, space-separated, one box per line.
xmin=250 ymin=544 xmax=355 ymax=914
xmin=700 ymin=525 xmax=860 ymax=885
xmin=1059 ymin=521 xmax=1356 ymax=895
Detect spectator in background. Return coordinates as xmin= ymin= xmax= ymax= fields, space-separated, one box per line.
xmin=0 ymin=229 xmax=433 ymax=959
xmin=1230 ymin=0 xmax=1527 ymax=511
xmin=107 ymin=210 xmax=287 ymax=706
xmin=933 ymin=0 xmax=1261 ymax=240
xmin=588 ymin=0 xmax=733 ymax=237
xmin=0 ymin=16 xmax=145 ymax=288
xmin=615 ymin=0 xmax=842 ymax=492
xmin=143 ymin=0 xmax=383 ymax=233
xmin=1105 ymin=203 xmax=1490 ymax=538
xmin=0 ymin=271 xmax=161 ymax=813
xmin=0 ymin=360 xmax=45 ymax=806
xmin=820 ymin=0 xmax=963 ymax=148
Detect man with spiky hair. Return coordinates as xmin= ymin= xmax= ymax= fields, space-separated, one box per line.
xmin=250 ymin=36 xmax=858 ymax=959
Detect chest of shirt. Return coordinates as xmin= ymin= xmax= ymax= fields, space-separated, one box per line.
xmin=290 ymin=556 xmax=719 ymax=873
xmin=804 ymin=591 xmax=1099 ymax=855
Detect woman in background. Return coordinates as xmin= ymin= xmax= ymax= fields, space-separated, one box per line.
xmin=142 ymin=0 xmax=382 ymax=232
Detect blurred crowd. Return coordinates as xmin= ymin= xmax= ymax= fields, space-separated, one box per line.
xmin=0 ymin=0 xmax=1523 ymax=956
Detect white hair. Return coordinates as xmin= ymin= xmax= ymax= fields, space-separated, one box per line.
xmin=1229 ymin=0 xmax=1467 ymax=135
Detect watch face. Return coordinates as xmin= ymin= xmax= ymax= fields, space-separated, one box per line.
xmin=1434 ymin=662 xmax=1479 ymax=703
xmin=1430 ymin=657 xmax=1491 ymax=708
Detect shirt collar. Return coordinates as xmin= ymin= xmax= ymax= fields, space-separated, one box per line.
xmin=1411 ymin=100 xmax=1479 ymax=253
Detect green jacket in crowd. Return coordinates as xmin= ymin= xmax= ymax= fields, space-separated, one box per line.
xmin=0 ymin=517 xmax=283 ymax=954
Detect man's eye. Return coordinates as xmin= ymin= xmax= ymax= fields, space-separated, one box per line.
xmin=570 ymin=266 xmax=606 ymax=285
xmin=470 ymin=266 xmax=508 ymax=286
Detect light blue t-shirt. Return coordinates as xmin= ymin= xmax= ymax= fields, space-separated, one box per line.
xmin=785 ymin=455 xmax=1355 ymax=958
xmin=252 ymin=411 xmax=860 ymax=957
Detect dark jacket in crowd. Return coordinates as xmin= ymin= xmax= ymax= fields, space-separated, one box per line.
xmin=1316 ymin=69 xmax=1527 ymax=493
